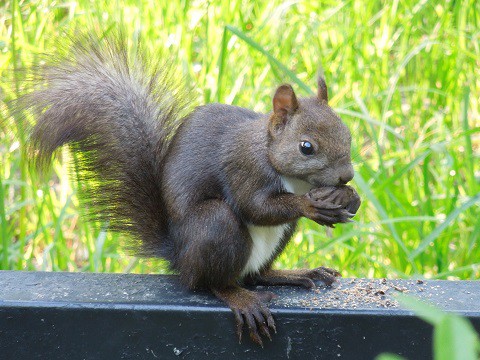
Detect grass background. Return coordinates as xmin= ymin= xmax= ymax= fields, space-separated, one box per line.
xmin=0 ymin=0 xmax=479 ymax=279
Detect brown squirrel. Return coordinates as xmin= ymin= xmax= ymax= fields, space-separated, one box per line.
xmin=20 ymin=33 xmax=361 ymax=345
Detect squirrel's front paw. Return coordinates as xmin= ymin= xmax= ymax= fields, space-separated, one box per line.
xmin=328 ymin=185 xmax=361 ymax=215
xmin=305 ymin=186 xmax=360 ymax=226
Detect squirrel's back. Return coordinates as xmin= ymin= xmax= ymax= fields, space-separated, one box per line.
xmin=161 ymin=103 xmax=277 ymax=220
xmin=162 ymin=104 xmax=257 ymax=191
xmin=21 ymin=33 xmax=191 ymax=257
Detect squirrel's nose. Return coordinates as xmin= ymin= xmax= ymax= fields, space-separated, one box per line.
xmin=338 ymin=169 xmax=354 ymax=185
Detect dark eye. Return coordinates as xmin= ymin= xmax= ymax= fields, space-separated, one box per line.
xmin=300 ymin=141 xmax=314 ymax=155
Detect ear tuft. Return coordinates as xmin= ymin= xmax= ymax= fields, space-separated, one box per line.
xmin=317 ymin=77 xmax=328 ymax=103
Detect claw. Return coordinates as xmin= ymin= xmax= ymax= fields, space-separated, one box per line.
xmin=245 ymin=308 xmax=268 ymax=347
xmin=261 ymin=307 xmax=276 ymax=333
xmin=252 ymin=307 xmax=265 ymax=325
xmin=321 ymin=267 xmax=341 ymax=277
xmin=339 ymin=210 xmax=355 ymax=218
xmin=313 ymin=202 xmax=343 ymax=210
xmin=249 ymin=329 xmax=264 ymax=347
xmin=301 ymin=277 xmax=316 ymax=289
xmin=252 ymin=305 xmax=273 ymax=341
xmin=314 ymin=213 xmax=337 ymax=224
xmin=260 ymin=323 xmax=272 ymax=341
xmin=317 ymin=272 xmax=336 ymax=286
xmin=269 ymin=318 xmax=277 ymax=334
xmin=244 ymin=311 xmax=257 ymax=332
xmin=233 ymin=309 xmax=244 ymax=343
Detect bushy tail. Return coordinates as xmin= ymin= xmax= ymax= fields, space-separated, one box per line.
xmin=20 ymin=33 xmax=191 ymax=256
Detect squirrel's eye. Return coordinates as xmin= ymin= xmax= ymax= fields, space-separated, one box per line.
xmin=300 ymin=141 xmax=314 ymax=155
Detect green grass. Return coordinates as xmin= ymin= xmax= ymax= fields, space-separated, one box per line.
xmin=0 ymin=0 xmax=479 ymax=279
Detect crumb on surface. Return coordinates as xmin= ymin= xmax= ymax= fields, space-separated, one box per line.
xmin=297 ymin=279 xmax=422 ymax=309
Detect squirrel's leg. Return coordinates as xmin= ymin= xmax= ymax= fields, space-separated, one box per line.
xmin=172 ymin=199 xmax=276 ymax=346
xmin=246 ymin=268 xmax=341 ymax=289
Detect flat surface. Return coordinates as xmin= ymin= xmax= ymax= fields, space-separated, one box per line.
xmin=1 ymin=271 xmax=479 ymax=314
xmin=1 ymin=271 xmax=479 ymax=360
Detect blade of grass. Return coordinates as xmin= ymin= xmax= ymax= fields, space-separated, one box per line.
xmin=377 ymin=150 xmax=432 ymax=190
xmin=0 ymin=171 xmax=9 ymax=269
xmin=461 ymin=85 xmax=477 ymax=194
xmin=354 ymin=173 xmax=411 ymax=259
xmin=335 ymin=109 xmax=404 ymax=140
xmin=10 ymin=0 xmax=29 ymax=269
xmin=381 ymin=40 xmax=440 ymax=139
xmin=216 ymin=26 xmax=229 ymax=103
xmin=225 ymin=25 xmax=313 ymax=95
xmin=409 ymin=192 xmax=480 ymax=260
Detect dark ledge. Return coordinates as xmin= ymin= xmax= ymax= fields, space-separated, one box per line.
xmin=0 ymin=271 xmax=479 ymax=359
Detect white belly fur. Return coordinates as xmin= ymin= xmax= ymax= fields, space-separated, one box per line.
xmin=240 ymin=176 xmax=313 ymax=276
xmin=242 ymin=224 xmax=288 ymax=276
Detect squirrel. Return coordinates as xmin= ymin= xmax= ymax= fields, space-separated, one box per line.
xmin=19 ymin=33 xmax=361 ymax=346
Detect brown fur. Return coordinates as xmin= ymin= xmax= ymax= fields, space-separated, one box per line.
xmin=17 ymin=32 xmax=361 ymax=345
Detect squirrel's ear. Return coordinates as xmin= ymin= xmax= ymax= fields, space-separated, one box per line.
xmin=270 ymin=84 xmax=298 ymax=135
xmin=317 ymin=76 xmax=328 ymax=103
xmin=273 ymin=84 xmax=298 ymax=116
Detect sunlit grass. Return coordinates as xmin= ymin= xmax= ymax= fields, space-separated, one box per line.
xmin=1 ymin=0 xmax=479 ymax=279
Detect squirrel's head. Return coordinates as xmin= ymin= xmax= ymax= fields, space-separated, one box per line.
xmin=267 ymin=78 xmax=354 ymax=187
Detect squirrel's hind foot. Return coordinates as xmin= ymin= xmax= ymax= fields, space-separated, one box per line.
xmin=212 ymin=287 xmax=276 ymax=347
xmin=248 ymin=267 xmax=341 ymax=288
